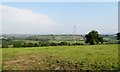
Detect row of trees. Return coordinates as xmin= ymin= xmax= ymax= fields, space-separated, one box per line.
xmin=2 ymin=41 xmax=84 ymax=48
xmin=1 ymin=30 xmax=105 ymax=48
xmin=2 ymin=30 xmax=120 ymax=48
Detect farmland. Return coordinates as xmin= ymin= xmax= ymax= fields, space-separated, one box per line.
xmin=1 ymin=34 xmax=118 ymax=48
xmin=2 ymin=44 xmax=119 ymax=70
xmin=1 ymin=2 xmax=119 ymax=71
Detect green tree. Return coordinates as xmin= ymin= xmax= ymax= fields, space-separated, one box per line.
xmin=117 ymin=32 xmax=120 ymax=44
xmin=85 ymin=30 xmax=104 ymax=45
xmin=117 ymin=33 xmax=120 ymax=40
xmin=28 ymin=42 xmax=34 ymax=47
xmin=98 ymin=36 xmax=104 ymax=44
xmin=2 ymin=38 xmax=13 ymax=48
xmin=13 ymin=41 xmax=22 ymax=47
xmin=59 ymin=42 xmax=70 ymax=46
xmin=34 ymin=43 xmax=39 ymax=47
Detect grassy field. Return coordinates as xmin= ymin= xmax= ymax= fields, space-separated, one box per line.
xmin=2 ymin=44 xmax=119 ymax=70
xmin=32 ymin=35 xmax=84 ymax=41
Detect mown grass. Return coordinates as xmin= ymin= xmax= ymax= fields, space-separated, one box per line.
xmin=2 ymin=44 xmax=119 ymax=70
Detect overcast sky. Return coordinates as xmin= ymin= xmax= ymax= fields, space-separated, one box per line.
xmin=0 ymin=2 xmax=118 ymax=34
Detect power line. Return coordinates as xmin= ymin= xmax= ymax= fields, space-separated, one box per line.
xmin=74 ymin=25 xmax=76 ymax=43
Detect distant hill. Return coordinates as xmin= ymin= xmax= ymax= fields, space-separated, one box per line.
xmin=1 ymin=34 xmax=117 ymax=43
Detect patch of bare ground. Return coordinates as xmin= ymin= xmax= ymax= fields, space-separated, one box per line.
xmin=3 ymin=54 xmax=47 ymax=70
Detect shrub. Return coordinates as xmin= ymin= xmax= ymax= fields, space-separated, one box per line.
xmin=38 ymin=42 xmax=50 ymax=47
xmin=22 ymin=42 xmax=29 ymax=47
xmin=13 ymin=41 xmax=22 ymax=47
xmin=50 ymin=42 xmax=58 ymax=46
xmin=58 ymin=42 xmax=70 ymax=46
xmin=28 ymin=42 xmax=35 ymax=47
xmin=34 ymin=43 xmax=39 ymax=47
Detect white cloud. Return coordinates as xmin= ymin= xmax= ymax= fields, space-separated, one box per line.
xmin=1 ymin=5 xmax=55 ymax=34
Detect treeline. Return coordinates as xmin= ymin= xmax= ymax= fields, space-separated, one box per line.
xmin=2 ymin=40 xmax=84 ymax=48
xmin=2 ymin=30 xmax=120 ymax=48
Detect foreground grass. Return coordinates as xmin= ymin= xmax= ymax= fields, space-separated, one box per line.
xmin=2 ymin=44 xmax=119 ymax=70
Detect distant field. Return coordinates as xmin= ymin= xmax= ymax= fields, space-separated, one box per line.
xmin=2 ymin=34 xmax=117 ymax=45
xmin=27 ymin=35 xmax=85 ymax=41
xmin=2 ymin=44 xmax=119 ymax=70
xmin=50 ymin=40 xmax=85 ymax=44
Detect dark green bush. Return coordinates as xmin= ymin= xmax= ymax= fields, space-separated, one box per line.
xmin=13 ymin=41 xmax=23 ymax=47
xmin=58 ymin=42 xmax=70 ymax=46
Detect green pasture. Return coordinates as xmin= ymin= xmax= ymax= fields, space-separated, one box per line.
xmin=2 ymin=44 xmax=119 ymax=70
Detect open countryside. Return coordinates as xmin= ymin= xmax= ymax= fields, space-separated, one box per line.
xmin=1 ymin=32 xmax=119 ymax=70
xmin=1 ymin=2 xmax=119 ymax=71
xmin=2 ymin=44 xmax=119 ymax=70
